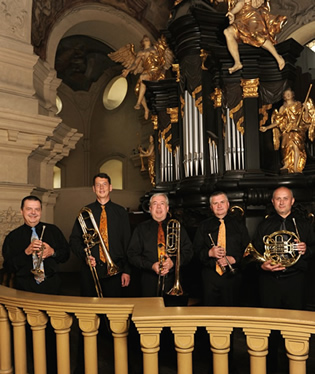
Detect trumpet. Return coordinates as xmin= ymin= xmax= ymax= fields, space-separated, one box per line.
xmin=78 ymin=207 xmax=120 ymax=297
xmin=31 ymin=225 xmax=46 ymax=275
xmin=208 ymin=233 xmax=236 ymax=274
xmin=156 ymin=219 xmax=184 ymax=297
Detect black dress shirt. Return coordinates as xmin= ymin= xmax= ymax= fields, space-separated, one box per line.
xmin=2 ymin=222 xmax=70 ymax=294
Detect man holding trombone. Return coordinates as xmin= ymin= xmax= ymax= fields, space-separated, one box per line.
xmin=193 ymin=191 xmax=250 ymax=306
xmin=127 ymin=193 xmax=193 ymax=297
xmin=70 ymin=172 xmax=131 ymax=297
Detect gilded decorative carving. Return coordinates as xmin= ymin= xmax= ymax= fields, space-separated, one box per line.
xmin=210 ymin=88 xmax=223 ymax=108
xmin=200 ymin=49 xmax=208 ymax=71
xmin=166 ymin=107 xmax=178 ymax=123
xmin=151 ymin=114 xmax=158 ymax=130
xmin=161 ymin=124 xmax=172 ymax=152
xmin=180 ymin=95 xmax=185 ymax=118
xmin=172 ymin=64 xmax=180 ymax=82
xmin=241 ymin=78 xmax=260 ymax=98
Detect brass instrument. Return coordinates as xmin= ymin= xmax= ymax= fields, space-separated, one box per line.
xmin=157 ymin=253 xmax=167 ymax=297
xmin=166 ymin=219 xmax=183 ymax=296
xmin=245 ymin=223 xmax=301 ymax=268
xmin=157 ymin=219 xmax=184 ymax=296
xmin=31 ymin=225 xmax=46 ymax=275
xmin=208 ymin=233 xmax=236 ymax=274
xmin=78 ymin=207 xmax=120 ymax=297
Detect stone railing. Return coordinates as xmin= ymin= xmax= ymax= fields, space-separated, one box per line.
xmin=0 ymin=285 xmax=315 ymax=374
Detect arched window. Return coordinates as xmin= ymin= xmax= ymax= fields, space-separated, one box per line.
xmin=53 ymin=166 xmax=61 ymax=188
xmin=103 ymin=76 xmax=128 ymax=110
xmin=100 ymin=159 xmax=123 ymax=190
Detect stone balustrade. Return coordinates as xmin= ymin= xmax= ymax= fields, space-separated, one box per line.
xmin=0 ymin=285 xmax=315 ymax=374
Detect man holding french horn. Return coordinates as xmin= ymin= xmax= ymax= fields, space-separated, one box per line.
xmin=193 ymin=191 xmax=250 ymax=306
xmin=250 ymin=186 xmax=315 ymax=373
xmin=127 ymin=193 xmax=193 ymax=297
xmin=251 ymin=186 xmax=315 ymax=310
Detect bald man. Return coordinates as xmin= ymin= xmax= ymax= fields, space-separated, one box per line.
xmin=252 ymin=186 xmax=315 ymax=310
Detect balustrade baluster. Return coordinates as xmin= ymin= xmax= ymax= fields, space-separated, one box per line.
xmin=25 ymin=309 xmax=48 ymax=374
xmin=243 ymin=327 xmax=270 ymax=374
xmin=49 ymin=311 xmax=73 ymax=374
xmin=76 ymin=313 xmax=99 ymax=374
xmin=171 ymin=327 xmax=196 ymax=374
xmin=282 ymin=330 xmax=310 ymax=374
xmin=0 ymin=305 xmax=12 ymax=374
xmin=6 ymin=306 xmax=27 ymax=374
xmin=138 ymin=328 xmax=162 ymax=374
xmin=108 ymin=314 xmax=130 ymax=374
xmin=207 ymin=326 xmax=233 ymax=374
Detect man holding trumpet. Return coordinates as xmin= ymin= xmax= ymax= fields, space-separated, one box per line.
xmin=2 ymin=195 xmax=70 ymax=294
xmin=2 ymin=195 xmax=70 ymax=374
xmin=193 ymin=191 xmax=250 ymax=306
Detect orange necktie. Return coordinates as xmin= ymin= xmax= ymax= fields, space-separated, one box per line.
xmin=99 ymin=205 xmax=109 ymax=263
xmin=216 ymin=219 xmax=226 ymax=275
xmin=157 ymin=222 xmax=166 ymax=259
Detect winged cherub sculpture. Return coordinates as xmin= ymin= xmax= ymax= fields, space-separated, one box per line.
xmin=108 ymin=35 xmax=174 ymax=120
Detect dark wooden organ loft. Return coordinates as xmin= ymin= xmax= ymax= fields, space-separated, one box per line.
xmin=140 ymin=1 xmax=315 ymax=306
xmin=142 ymin=1 xmax=315 ymax=233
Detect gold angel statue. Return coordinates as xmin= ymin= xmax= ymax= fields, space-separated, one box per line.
xmin=260 ymin=87 xmax=315 ymax=173
xmin=138 ymin=135 xmax=156 ymax=186
xmin=223 ymin=0 xmax=287 ymax=74
xmin=108 ymin=35 xmax=174 ymax=120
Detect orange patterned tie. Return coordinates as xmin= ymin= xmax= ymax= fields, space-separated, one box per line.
xmin=216 ymin=219 xmax=226 ymax=276
xmin=157 ymin=222 xmax=166 ymax=259
xmin=99 ymin=205 xmax=109 ymax=263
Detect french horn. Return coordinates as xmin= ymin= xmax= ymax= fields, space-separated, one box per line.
xmin=245 ymin=229 xmax=301 ymax=268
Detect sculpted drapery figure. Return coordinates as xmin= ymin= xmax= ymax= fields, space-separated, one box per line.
xmin=260 ymin=88 xmax=315 ymax=173
xmin=108 ymin=35 xmax=174 ymax=120
xmin=139 ymin=135 xmax=156 ymax=186
xmin=223 ymin=0 xmax=287 ymax=74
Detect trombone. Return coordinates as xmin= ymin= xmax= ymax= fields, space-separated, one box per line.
xmin=157 ymin=219 xmax=184 ymax=296
xmin=78 ymin=207 xmax=120 ymax=298
xmin=31 ymin=225 xmax=46 ymax=275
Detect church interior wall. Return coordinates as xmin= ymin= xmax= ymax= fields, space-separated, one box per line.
xmin=0 ymin=0 xmax=314 ymax=273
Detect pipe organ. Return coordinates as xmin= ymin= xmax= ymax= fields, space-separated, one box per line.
xmin=160 ymin=135 xmax=174 ymax=183
xmin=224 ymin=109 xmax=245 ymax=171
xmin=183 ymin=91 xmax=205 ymax=178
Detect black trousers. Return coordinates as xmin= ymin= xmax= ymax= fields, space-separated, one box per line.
xmin=79 ymin=264 xmax=123 ymax=297
xmin=259 ymin=270 xmax=307 ymax=310
xmin=201 ymin=268 xmax=242 ymax=306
